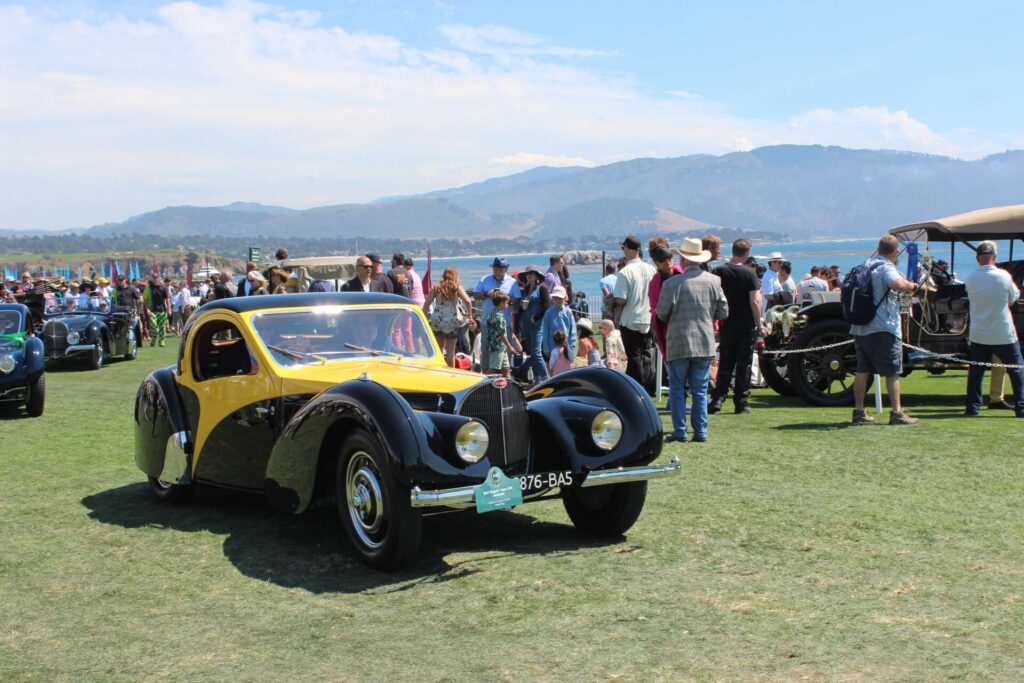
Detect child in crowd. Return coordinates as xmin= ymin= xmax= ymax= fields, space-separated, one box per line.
xmin=548 ymin=329 xmax=573 ymax=376
xmin=485 ymin=291 xmax=516 ymax=377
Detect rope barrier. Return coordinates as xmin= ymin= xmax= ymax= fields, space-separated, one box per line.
xmin=757 ymin=338 xmax=1024 ymax=369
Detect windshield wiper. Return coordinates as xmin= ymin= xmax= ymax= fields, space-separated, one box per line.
xmin=266 ymin=343 xmax=327 ymax=364
xmin=344 ymin=342 xmax=402 ymax=359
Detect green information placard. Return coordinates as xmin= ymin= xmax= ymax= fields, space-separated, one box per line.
xmin=248 ymin=246 xmax=261 ymax=263
xmin=474 ymin=467 xmax=523 ymax=513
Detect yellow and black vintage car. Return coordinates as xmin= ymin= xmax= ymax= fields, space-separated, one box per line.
xmin=134 ymin=293 xmax=678 ymax=570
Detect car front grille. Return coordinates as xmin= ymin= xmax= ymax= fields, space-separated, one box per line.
xmin=457 ymin=381 xmax=530 ymax=471
xmin=43 ymin=320 xmax=68 ymax=356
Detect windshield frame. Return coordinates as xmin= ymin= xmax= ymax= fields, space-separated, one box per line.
xmin=249 ymin=304 xmax=438 ymax=367
xmin=0 ymin=310 xmax=24 ymax=336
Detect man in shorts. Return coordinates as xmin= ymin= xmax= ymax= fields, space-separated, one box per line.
xmin=850 ymin=235 xmax=921 ymax=425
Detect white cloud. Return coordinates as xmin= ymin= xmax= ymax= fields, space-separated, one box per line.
xmin=0 ymin=2 xmax=1011 ymax=229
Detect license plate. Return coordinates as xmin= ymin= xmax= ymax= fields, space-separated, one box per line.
xmin=517 ymin=470 xmax=581 ymax=495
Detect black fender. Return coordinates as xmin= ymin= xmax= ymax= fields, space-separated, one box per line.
xmin=265 ymin=379 xmax=486 ymax=514
xmin=134 ymin=367 xmax=193 ymax=484
xmin=525 ymin=367 xmax=662 ymax=473
xmin=800 ymin=301 xmax=843 ymax=323
xmin=23 ymin=336 xmax=44 ymax=380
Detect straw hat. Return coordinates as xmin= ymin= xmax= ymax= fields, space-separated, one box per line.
xmin=672 ymin=237 xmax=712 ymax=263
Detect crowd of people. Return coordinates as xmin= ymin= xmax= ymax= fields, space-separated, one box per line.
xmin=7 ymin=235 xmax=1020 ymax=430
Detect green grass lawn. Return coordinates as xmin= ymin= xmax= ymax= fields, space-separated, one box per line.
xmin=1 ymin=342 xmax=1022 ymax=681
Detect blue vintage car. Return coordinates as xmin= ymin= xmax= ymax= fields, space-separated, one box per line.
xmin=0 ymin=303 xmax=45 ymax=417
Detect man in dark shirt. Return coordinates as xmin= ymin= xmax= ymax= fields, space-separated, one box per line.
xmin=211 ymin=273 xmax=231 ymax=300
xmin=709 ymin=239 xmax=763 ymax=414
xmin=364 ymin=253 xmax=394 ymax=294
xmin=386 ymin=252 xmax=414 ymax=299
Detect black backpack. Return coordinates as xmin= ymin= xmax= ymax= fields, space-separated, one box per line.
xmin=841 ymin=261 xmax=888 ymax=324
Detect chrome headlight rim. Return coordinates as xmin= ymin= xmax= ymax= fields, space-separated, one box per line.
xmin=455 ymin=420 xmax=489 ymax=463
xmin=0 ymin=354 xmax=15 ymax=374
xmin=591 ymin=409 xmax=623 ymax=451
xmin=66 ymin=331 xmax=80 ymax=345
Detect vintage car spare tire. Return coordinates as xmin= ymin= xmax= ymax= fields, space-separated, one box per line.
xmin=562 ymin=481 xmax=648 ymax=536
xmin=786 ymin=318 xmax=860 ymax=407
xmin=336 ymin=429 xmax=422 ymax=571
xmin=26 ymin=373 xmax=45 ymax=418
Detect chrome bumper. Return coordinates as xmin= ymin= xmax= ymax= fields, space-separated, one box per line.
xmin=48 ymin=344 xmax=96 ymax=358
xmin=409 ymin=456 xmax=681 ymax=509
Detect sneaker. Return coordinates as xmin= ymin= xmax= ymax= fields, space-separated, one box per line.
xmin=889 ymin=410 xmax=920 ymax=425
xmin=664 ymin=434 xmax=687 ymax=443
xmin=851 ymin=409 xmax=876 ymax=424
xmin=963 ymin=410 xmax=980 ymax=417
xmin=159 ymin=341 xmax=166 ymax=347
xmin=707 ymin=399 xmax=723 ymax=414
xmin=693 ymin=434 xmax=707 ymax=443
xmin=734 ymin=404 xmax=751 ymax=414
xmin=989 ymin=399 xmax=1014 ymax=410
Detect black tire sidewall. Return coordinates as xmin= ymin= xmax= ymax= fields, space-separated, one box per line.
xmin=562 ymin=481 xmax=648 ymax=537
xmin=336 ymin=429 xmax=421 ymax=571
xmin=787 ymin=318 xmax=858 ymax=407
xmin=26 ymin=374 xmax=45 ymax=417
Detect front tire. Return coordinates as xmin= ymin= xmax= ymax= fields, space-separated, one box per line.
xmin=562 ymin=481 xmax=648 ymax=536
xmin=89 ymin=341 xmax=105 ymax=370
xmin=147 ymin=476 xmax=195 ymax=503
xmin=758 ymin=350 xmax=796 ymax=396
xmin=124 ymin=328 xmax=138 ymax=361
xmin=336 ymin=429 xmax=421 ymax=571
xmin=787 ymin=319 xmax=858 ymax=407
xmin=25 ymin=374 xmax=45 ymax=417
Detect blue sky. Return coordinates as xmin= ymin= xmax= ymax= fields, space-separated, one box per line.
xmin=2 ymin=0 xmax=1022 ymax=229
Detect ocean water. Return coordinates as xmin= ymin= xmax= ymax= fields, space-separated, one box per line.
xmin=420 ymin=237 xmax=1013 ymax=308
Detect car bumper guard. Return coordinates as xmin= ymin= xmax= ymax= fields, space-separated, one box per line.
xmin=409 ymin=456 xmax=681 ymax=509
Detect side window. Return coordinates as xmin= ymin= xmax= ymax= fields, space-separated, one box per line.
xmin=192 ymin=320 xmax=257 ymax=381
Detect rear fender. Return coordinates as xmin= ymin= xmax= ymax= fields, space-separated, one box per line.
xmin=800 ymin=301 xmax=843 ymax=323
xmin=134 ymin=367 xmax=192 ymax=484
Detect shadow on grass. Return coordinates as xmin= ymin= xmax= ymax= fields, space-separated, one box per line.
xmin=81 ymin=483 xmax=615 ymax=594
xmin=772 ymin=421 xmax=851 ymax=431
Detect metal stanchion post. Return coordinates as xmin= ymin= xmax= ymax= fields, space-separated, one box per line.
xmin=654 ymin=344 xmax=663 ymax=404
xmin=874 ymin=374 xmax=883 ymax=414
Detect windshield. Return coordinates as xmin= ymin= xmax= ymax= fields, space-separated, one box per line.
xmin=251 ymin=306 xmax=437 ymax=366
xmin=0 ymin=310 xmax=22 ymax=335
xmin=55 ymin=295 xmax=111 ymax=314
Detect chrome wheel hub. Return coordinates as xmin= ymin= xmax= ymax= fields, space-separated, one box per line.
xmin=345 ymin=452 xmax=386 ymax=549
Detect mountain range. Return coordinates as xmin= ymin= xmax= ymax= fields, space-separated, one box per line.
xmin=83 ymin=145 xmax=1024 ymax=241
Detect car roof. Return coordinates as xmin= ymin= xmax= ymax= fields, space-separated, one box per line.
xmin=890 ymin=204 xmax=1024 ymax=242
xmin=0 ymin=303 xmax=29 ymax=315
xmin=197 ymin=292 xmax=411 ymax=315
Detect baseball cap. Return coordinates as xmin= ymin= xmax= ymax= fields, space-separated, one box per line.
xmin=365 ymin=252 xmax=382 ymax=264
xmin=621 ymin=235 xmax=642 ymax=251
xmin=490 ymin=257 xmax=509 ymax=268
xmin=550 ymin=286 xmax=567 ymax=299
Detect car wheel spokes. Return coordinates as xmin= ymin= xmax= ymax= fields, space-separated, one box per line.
xmin=346 ymin=452 xmax=387 ymax=549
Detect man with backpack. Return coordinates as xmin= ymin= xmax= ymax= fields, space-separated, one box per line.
xmin=846 ymin=235 xmax=921 ymax=425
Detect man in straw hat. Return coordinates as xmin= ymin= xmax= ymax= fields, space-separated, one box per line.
xmin=657 ymin=237 xmax=728 ymax=443
xmin=761 ymin=251 xmax=785 ymax=314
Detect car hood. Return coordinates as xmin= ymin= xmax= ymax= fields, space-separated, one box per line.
xmin=276 ymin=357 xmax=486 ymax=397
xmin=48 ymin=314 xmax=102 ymax=331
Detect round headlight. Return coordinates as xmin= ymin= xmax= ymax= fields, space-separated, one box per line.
xmin=0 ymin=354 xmax=15 ymax=374
xmin=591 ymin=410 xmax=623 ymax=451
xmin=455 ymin=420 xmax=489 ymax=463
xmin=66 ymin=331 xmax=80 ymax=345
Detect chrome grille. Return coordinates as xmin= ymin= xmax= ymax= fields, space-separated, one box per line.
xmin=43 ymin=320 xmax=68 ymax=356
xmin=458 ymin=381 xmax=530 ymax=470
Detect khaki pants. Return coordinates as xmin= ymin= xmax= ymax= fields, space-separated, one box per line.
xmin=989 ymin=356 xmax=1006 ymax=401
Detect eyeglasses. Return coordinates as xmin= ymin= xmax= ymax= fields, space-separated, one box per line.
xmin=356 ymin=264 xmax=372 ymax=270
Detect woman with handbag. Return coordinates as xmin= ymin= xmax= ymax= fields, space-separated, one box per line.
xmin=423 ymin=266 xmax=475 ymax=367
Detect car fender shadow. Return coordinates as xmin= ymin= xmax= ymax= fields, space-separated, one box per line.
xmin=81 ymin=484 xmax=619 ymax=593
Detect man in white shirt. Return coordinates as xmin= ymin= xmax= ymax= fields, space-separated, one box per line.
xmin=801 ymin=266 xmax=830 ymax=303
xmin=613 ymin=235 xmax=657 ymax=391
xmin=964 ymin=241 xmax=1024 ymax=417
xmin=761 ymin=252 xmax=784 ymax=314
